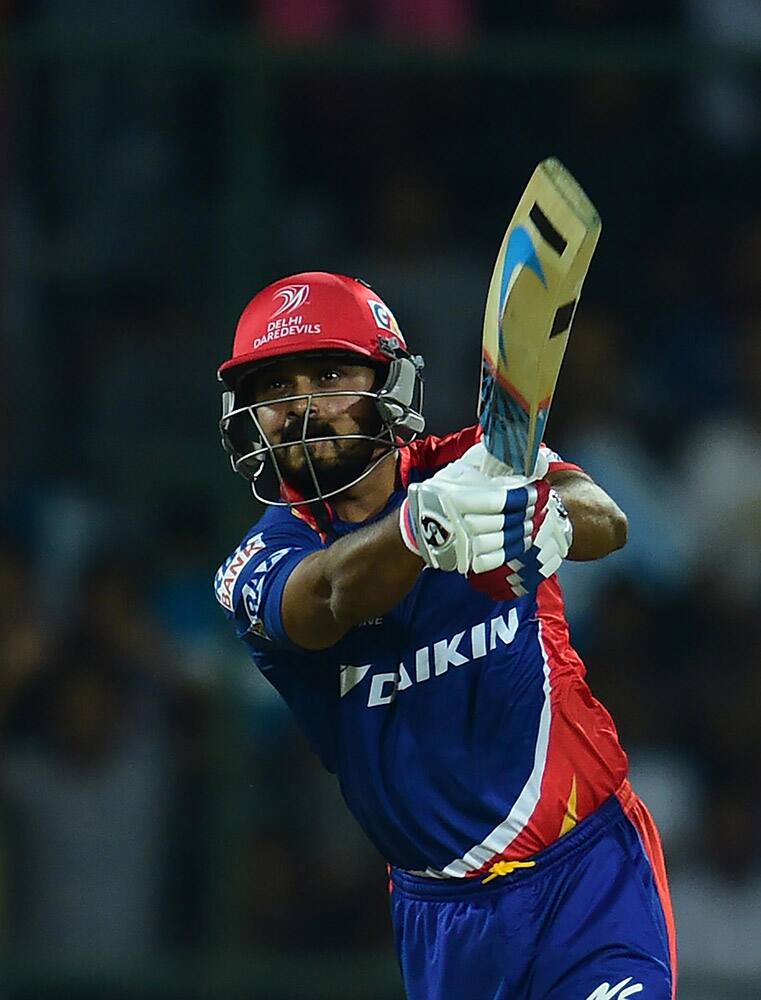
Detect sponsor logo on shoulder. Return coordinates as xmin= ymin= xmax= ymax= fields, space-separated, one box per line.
xmin=585 ymin=979 xmax=643 ymax=1000
xmin=215 ymin=534 xmax=267 ymax=612
xmin=240 ymin=547 xmax=293 ymax=629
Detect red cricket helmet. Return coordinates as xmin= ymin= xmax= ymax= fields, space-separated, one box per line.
xmin=218 ymin=272 xmax=426 ymax=505
xmin=218 ymin=272 xmax=410 ymax=385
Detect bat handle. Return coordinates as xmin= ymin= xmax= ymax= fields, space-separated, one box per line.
xmin=480 ymin=451 xmax=533 ymax=487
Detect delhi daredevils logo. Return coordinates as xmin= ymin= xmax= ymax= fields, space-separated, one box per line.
xmin=271 ymin=284 xmax=310 ymax=318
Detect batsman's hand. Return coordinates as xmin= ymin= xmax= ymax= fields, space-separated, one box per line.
xmin=399 ymin=442 xmax=573 ymax=594
xmin=449 ymin=442 xmax=573 ymax=599
xmin=467 ymin=484 xmax=573 ymax=600
xmin=398 ymin=449 xmax=510 ymax=573
xmin=398 ymin=443 xmax=563 ymax=578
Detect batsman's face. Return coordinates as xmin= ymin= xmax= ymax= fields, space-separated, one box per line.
xmin=245 ymin=355 xmax=381 ymax=490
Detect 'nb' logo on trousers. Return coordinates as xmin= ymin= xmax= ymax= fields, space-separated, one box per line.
xmin=586 ymin=978 xmax=643 ymax=1000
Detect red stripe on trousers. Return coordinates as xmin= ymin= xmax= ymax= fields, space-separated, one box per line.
xmin=617 ymin=781 xmax=678 ymax=999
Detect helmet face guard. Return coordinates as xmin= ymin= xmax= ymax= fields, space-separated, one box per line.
xmin=220 ymin=350 xmax=425 ymax=506
xmin=217 ymin=272 xmax=425 ymax=505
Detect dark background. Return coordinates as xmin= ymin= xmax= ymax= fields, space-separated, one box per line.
xmin=2 ymin=2 xmax=761 ymax=998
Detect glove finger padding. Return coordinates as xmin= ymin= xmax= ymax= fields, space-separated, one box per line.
xmin=398 ymin=447 xmax=567 ymax=579
xmin=400 ymin=477 xmax=532 ymax=575
xmin=470 ymin=549 xmax=509 ymax=574
xmin=462 ymin=513 xmax=505 ymax=535
xmin=467 ymin=485 xmax=573 ymax=601
xmin=471 ymin=531 xmax=507 ymax=557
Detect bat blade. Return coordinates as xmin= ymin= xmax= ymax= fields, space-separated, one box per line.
xmin=479 ymin=158 xmax=601 ymax=478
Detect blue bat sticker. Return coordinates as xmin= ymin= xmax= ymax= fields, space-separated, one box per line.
xmin=498 ymin=225 xmax=546 ymax=364
xmin=480 ymin=224 xmax=547 ymax=472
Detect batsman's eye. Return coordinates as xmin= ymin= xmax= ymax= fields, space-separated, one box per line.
xmin=319 ymin=368 xmax=343 ymax=383
xmin=257 ymin=377 xmax=292 ymax=401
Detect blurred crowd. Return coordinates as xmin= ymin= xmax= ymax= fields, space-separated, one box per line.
xmin=2 ymin=2 xmax=761 ymax=997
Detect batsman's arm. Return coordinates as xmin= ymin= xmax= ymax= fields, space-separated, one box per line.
xmin=282 ymin=514 xmax=423 ymax=651
xmin=547 ymin=469 xmax=627 ymax=560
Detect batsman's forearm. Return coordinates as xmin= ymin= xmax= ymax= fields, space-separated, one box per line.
xmin=324 ymin=515 xmax=423 ymax=623
xmin=282 ymin=513 xmax=423 ymax=649
xmin=549 ymin=473 xmax=628 ymax=561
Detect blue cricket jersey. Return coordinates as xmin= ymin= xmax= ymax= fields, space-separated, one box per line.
xmin=214 ymin=426 xmax=630 ymax=879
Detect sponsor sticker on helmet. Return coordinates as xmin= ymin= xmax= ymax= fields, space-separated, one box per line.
xmin=367 ymin=299 xmax=398 ymax=333
xmin=271 ymin=284 xmax=310 ymax=318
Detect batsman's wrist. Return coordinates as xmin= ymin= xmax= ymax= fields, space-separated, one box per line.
xmin=399 ymin=497 xmax=422 ymax=557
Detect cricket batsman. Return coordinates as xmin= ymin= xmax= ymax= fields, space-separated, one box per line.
xmin=214 ymin=272 xmax=676 ymax=999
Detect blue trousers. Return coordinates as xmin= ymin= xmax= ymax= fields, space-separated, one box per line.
xmin=389 ymin=794 xmax=675 ymax=1000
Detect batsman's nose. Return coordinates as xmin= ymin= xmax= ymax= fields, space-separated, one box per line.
xmin=286 ymin=390 xmax=319 ymax=425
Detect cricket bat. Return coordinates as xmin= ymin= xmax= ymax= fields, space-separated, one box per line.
xmin=478 ymin=158 xmax=601 ymax=481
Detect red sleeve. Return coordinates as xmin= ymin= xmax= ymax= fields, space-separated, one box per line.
xmin=539 ymin=443 xmax=585 ymax=477
xmin=399 ymin=425 xmax=482 ymax=486
xmin=400 ymin=427 xmax=585 ymax=484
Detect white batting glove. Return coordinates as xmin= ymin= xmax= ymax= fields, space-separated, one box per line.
xmin=467 ymin=486 xmax=573 ymax=599
xmin=461 ymin=442 xmax=573 ymax=599
xmin=398 ymin=444 xmax=544 ymax=574
xmin=398 ymin=474 xmax=494 ymax=573
xmin=399 ymin=442 xmax=573 ymax=594
xmin=452 ymin=441 xmax=549 ymax=484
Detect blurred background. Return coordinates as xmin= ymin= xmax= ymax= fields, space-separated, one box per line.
xmin=2 ymin=2 xmax=761 ymax=998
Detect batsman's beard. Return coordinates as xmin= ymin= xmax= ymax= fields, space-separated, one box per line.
xmin=276 ymin=417 xmax=380 ymax=496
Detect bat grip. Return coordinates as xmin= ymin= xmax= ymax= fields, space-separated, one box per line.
xmin=480 ymin=451 xmax=533 ymax=487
